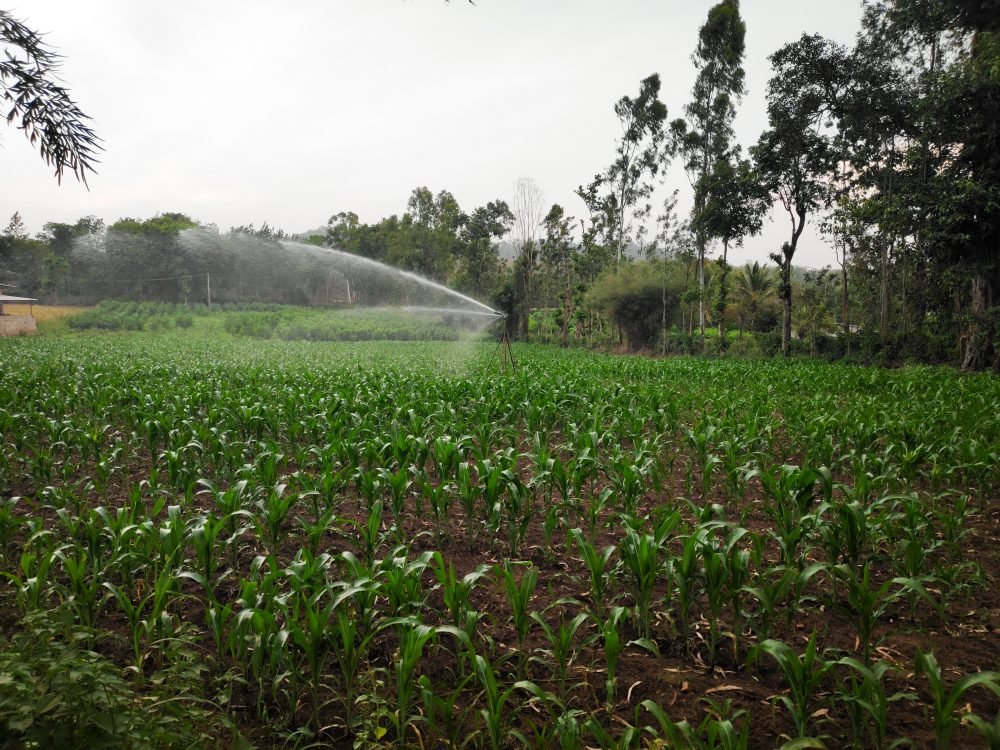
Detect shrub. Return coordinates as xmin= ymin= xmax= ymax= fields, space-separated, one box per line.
xmin=0 ymin=611 xmax=232 ymax=749
xmin=588 ymin=263 xmax=683 ymax=351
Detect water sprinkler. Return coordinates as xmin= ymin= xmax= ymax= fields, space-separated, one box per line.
xmin=491 ymin=311 xmax=516 ymax=374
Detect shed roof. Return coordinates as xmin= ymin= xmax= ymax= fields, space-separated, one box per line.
xmin=0 ymin=295 xmax=37 ymax=303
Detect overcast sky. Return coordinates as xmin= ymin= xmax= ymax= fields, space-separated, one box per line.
xmin=4 ymin=1 xmax=863 ymax=268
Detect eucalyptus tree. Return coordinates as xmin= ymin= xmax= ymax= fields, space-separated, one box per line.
xmin=457 ymin=199 xmax=513 ymax=299
xmin=576 ymin=73 xmax=669 ymax=269
xmin=672 ymin=0 xmax=747 ymax=351
xmin=540 ymin=204 xmax=578 ymax=348
xmin=406 ymin=187 xmax=464 ymax=283
xmin=1 ymin=10 xmax=101 ymax=184
xmin=511 ymin=177 xmax=545 ymax=339
xmin=752 ymin=34 xmax=848 ymax=356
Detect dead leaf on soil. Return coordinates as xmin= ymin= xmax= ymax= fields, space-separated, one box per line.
xmin=705 ymin=685 xmax=743 ymax=694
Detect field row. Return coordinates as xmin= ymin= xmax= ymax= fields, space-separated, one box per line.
xmin=0 ymin=335 xmax=998 ymax=748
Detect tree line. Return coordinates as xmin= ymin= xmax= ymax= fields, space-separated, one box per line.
xmin=2 ymin=0 xmax=997 ymax=370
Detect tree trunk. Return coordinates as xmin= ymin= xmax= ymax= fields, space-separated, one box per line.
xmin=781 ymin=259 xmax=792 ymax=357
xmin=698 ymin=240 xmax=706 ymax=352
xmin=840 ymin=249 xmax=848 ymax=338
xmin=717 ymin=240 xmax=729 ymax=352
xmin=879 ymin=241 xmax=890 ymax=343
xmin=961 ymin=272 xmax=994 ymax=371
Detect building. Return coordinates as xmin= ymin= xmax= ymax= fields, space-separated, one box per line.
xmin=0 ymin=295 xmax=38 ymax=336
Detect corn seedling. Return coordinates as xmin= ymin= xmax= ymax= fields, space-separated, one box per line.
xmin=748 ymin=633 xmax=831 ymax=739
xmin=916 ymin=651 xmax=1000 ymax=750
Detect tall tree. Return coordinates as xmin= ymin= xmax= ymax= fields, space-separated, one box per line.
xmin=511 ymin=177 xmax=545 ymax=339
xmin=836 ymin=0 xmax=1000 ymax=369
xmin=672 ymin=0 xmax=747 ymax=351
xmin=1 ymin=10 xmax=100 ymax=184
xmin=692 ymin=155 xmax=768 ymax=350
xmin=405 ymin=187 xmax=464 ymax=282
xmin=457 ymin=200 xmax=513 ymax=299
xmin=577 ymin=73 xmax=669 ymax=269
xmin=752 ymin=34 xmax=847 ymax=356
xmin=540 ymin=204 xmax=578 ymax=348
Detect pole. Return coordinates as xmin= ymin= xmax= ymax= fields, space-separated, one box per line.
xmin=206 ymin=272 xmax=212 ymax=312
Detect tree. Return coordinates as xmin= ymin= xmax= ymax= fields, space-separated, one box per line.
xmin=1 ymin=10 xmax=100 ymax=184
xmin=588 ymin=262 xmax=682 ymax=352
xmin=457 ymin=200 xmax=513 ymax=298
xmin=834 ymin=0 xmax=1000 ymax=369
xmin=510 ymin=177 xmax=545 ymax=339
xmin=577 ymin=73 xmax=669 ymax=269
xmin=672 ymin=0 xmax=747 ymax=351
xmin=693 ymin=156 xmax=768 ymax=349
xmin=752 ymin=34 xmax=847 ymax=356
xmin=736 ymin=261 xmax=776 ymax=337
xmin=404 ymin=187 xmax=464 ymax=282
xmin=797 ymin=268 xmax=837 ymax=355
xmin=540 ymin=204 xmax=578 ymax=348
xmin=3 ymin=211 xmax=27 ymax=240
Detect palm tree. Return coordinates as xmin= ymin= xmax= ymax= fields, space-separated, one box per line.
xmin=736 ymin=261 xmax=776 ymax=338
xmin=1 ymin=10 xmax=101 ymax=185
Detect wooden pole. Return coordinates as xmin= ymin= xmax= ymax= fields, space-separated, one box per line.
xmin=206 ymin=272 xmax=212 ymax=312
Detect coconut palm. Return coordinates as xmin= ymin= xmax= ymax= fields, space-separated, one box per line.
xmin=736 ymin=261 xmax=776 ymax=337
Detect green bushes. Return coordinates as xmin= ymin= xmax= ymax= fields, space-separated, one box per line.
xmin=0 ymin=610 xmax=239 ymax=749
xmin=587 ymin=263 xmax=683 ymax=351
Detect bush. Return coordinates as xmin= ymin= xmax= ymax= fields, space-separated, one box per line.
xmin=0 ymin=611 xmax=236 ymax=748
xmin=588 ymin=263 xmax=683 ymax=351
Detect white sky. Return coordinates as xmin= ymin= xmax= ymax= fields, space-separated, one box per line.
xmin=3 ymin=1 xmax=862 ymax=269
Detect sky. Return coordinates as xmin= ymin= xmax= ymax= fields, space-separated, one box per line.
xmin=3 ymin=1 xmax=863 ymax=269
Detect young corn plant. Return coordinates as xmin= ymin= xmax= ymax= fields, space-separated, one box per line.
xmin=252 ymin=483 xmax=296 ymax=556
xmin=569 ymin=527 xmax=616 ymax=621
xmin=639 ymin=697 xmax=751 ymax=750
xmin=598 ymin=605 xmax=629 ymax=710
xmin=418 ymin=672 xmax=477 ymax=749
xmin=724 ymin=527 xmax=753 ymax=665
xmin=671 ymin=530 xmax=703 ymax=655
xmin=832 ymin=656 xmax=915 ymax=750
xmin=432 ymin=552 xmax=488 ymax=670
xmin=378 ymin=465 xmax=413 ymax=537
xmin=379 ymin=548 xmax=432 ymax=618
xmin=530 ymin=608 xmax=591 ymax=705
xmin=7 ymin=543 xmax=56 ymax=614
xmin=833 ymin=562 xmax=939 ymax=665
xmin=474 ymin=652 xmax=542 ymax=750
xmin=916 ymin=651 xmax=1000 ymax=750
xmin=498 ymin=561 xmax=538 ymax=677
xmin=619 ymin=526 xmax=662 ymax=641
xmin=54 ymin=545 xmax=104 ymax=628
xmin=964 ymin=710 xmax=1000 ymax=750
xmin=748 ymin=632 xmax=831 ymax=740
xmin=501 ymin=471 xmax=533 ymax=557
xmin=701 ymin=534 xmax=728 ymax=667
xmin=391 ymin=621 xmax=437 ymax=749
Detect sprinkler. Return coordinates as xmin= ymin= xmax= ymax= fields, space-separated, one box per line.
xmin=490 ymin=312 xmax=516 ymax=374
